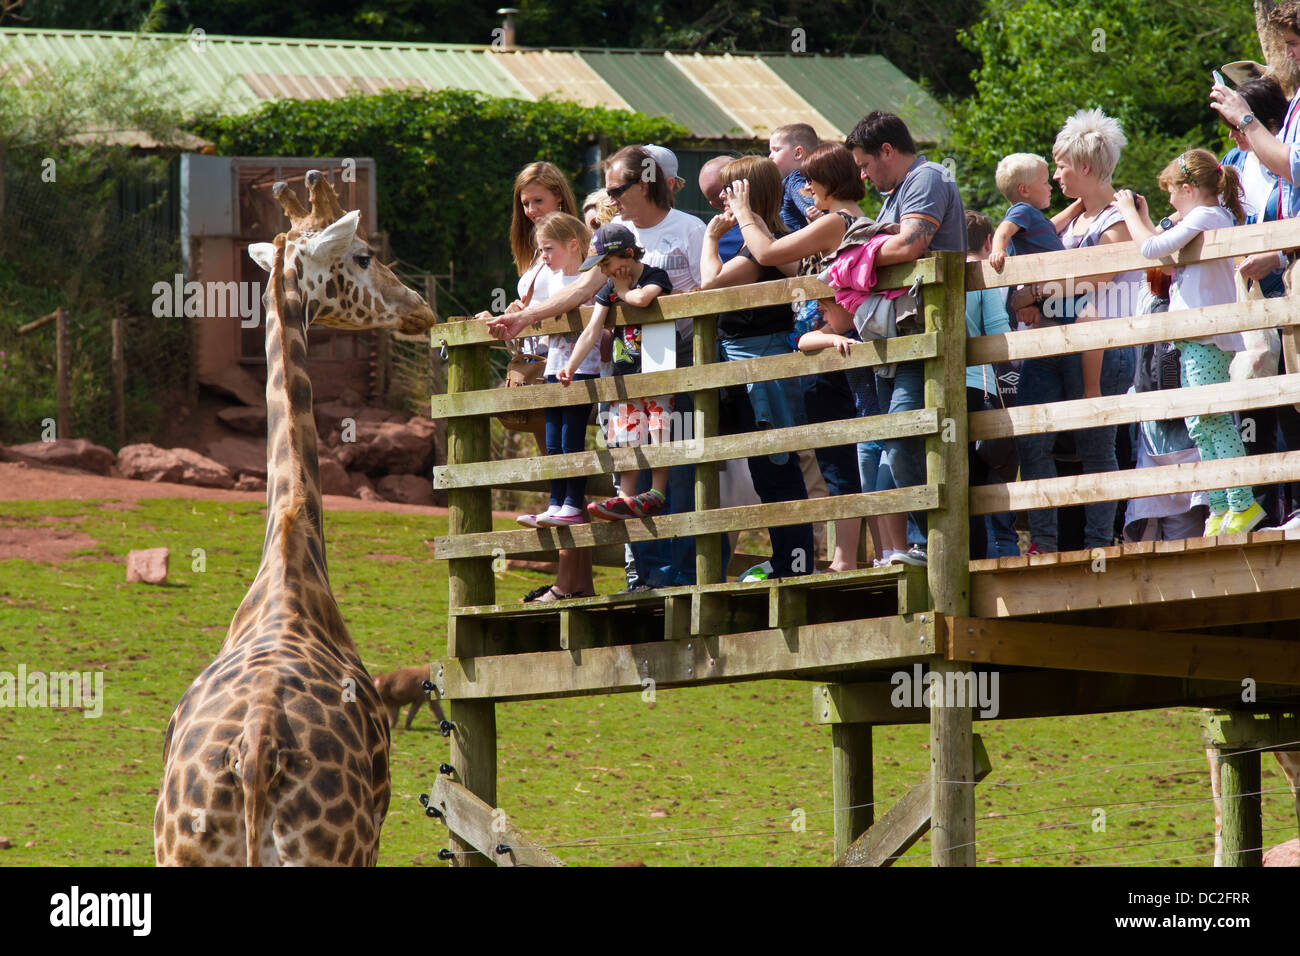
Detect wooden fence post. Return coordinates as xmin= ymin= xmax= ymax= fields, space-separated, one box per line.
xmin=922 ymin=252 xmax=975 ymax=867
xmin=693 ymin=315 xmax=723 ymax=585
xmin=111 ymin=317 xmax=125 ymax=447
xmin=832 ymin=721 xmax=874 ymax=857
xmin=1220 ymin=749 xmax=1263 ymax=866
xmin=444 ymin=339 xmax=496 ymax=866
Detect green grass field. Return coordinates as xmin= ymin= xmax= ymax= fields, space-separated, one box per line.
xmin=0 ymin=497 xmax=1294 ymax=866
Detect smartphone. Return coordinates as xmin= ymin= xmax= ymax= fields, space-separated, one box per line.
xmin=1213 ymin=69 xmax=1226 ymax=87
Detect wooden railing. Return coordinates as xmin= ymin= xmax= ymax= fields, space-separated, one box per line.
xmin=430 ymin=253 xmax=969 ymax=641
xmin=430 ymin=216 xmax=1300 ymax=632
xmin=965 ymin=217 xmax=1300 ymax=521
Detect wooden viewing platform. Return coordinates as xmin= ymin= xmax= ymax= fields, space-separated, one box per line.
xmin=425 ymin=218 xmax=1300 ymax=867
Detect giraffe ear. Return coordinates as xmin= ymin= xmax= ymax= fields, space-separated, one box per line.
xmin=301 ymin=209 xmax=361 ymax=264
xmin=247 ymin=242 xmax=277 ymax=273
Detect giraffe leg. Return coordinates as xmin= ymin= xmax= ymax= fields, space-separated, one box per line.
xmin=1207 ymin=747 xmax=1224 ymax=867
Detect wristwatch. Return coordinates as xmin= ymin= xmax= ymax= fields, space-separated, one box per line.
xmin=1158 ymin=217 xmax=1174 ymax=231
xmin=1240 ymin=113 xmax=1257 ymax=129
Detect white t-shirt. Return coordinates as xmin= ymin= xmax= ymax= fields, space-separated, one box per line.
xmin=1140 ymin=204 xmax=1242 ymax=351
xmin=612 ymin=208 xmax=705 ymax=338
xmin=543 ymin=273 xmax=601 ymax=377
xmin=1239 ymin=152 xmax=1277 ymax=223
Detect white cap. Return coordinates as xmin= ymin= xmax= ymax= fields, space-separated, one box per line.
xmin=642 ymin=144 xmax=681 ymax=186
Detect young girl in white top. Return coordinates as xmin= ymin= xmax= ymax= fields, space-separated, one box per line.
xmin=1115 ymin=148 xmax=1262 ymax=536
xmin=515 ymin=212 xmax=596 ymax=528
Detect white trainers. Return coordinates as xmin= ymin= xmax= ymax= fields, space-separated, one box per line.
xmin=1263 ymin=509 xmax=1300 ymax=532
xmin=888 ymin=546 xmax=927 ymax=567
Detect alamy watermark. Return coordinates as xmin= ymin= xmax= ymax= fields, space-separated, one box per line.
xmin=890 ymin=663 xmax=1000 ymax=718
xmin=152 ymin=275 xmax=262 ymax=327
xmin=0 ymin=665 xmax=103 ymax=718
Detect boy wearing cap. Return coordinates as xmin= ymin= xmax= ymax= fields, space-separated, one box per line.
xmin=559 ymin=223 xmax=674 ymax=520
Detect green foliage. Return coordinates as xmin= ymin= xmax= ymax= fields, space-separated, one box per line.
xmin=946 ymin=0 xmax=1261 ymax=221
xmin=195 ymin=88 xmax=688 ymax=309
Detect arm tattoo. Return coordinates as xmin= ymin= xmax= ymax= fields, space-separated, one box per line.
xmin=901 ymin=217 xmax=939 ymax=248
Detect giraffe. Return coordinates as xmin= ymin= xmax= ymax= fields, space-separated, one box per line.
xmin=153 ymin=172 xmax=435 ymax=865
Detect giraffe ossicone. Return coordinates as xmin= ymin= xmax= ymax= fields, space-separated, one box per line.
xmin=154 ymin=173 xmax=435 ymax=866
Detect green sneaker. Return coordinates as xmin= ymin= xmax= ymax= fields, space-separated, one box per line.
xmin=1219 ymin=502 xmax=1266 ymax=535
xmin=1204 ymin=511 xmax=1227 ymax=537
xmin=739 ymin=561 xmax=773 ymax=582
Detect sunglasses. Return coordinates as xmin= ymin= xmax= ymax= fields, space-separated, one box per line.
xmin=607 ymin=178 xmax=640 ymax=199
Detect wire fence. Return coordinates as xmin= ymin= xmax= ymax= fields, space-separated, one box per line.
xmin=427 ymin=737 xmax=1300 ymax=866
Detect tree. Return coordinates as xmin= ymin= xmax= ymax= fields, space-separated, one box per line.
xmin=945 ymin=0 xmax=1262 ymax=219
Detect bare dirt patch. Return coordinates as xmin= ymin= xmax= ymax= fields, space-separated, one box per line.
xmin=0 ymin=526 xmax=101 ymax=563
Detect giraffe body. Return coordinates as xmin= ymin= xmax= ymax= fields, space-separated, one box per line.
xmin=154 ymin=173 xmax=434 ymax=866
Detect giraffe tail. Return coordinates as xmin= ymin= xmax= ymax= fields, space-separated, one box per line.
xmin=236 ymin=724 xmax=279 ymax=867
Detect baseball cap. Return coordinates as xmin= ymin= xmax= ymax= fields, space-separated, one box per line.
xmin=642 ymin=144 xmax=682 ymax=187
xmin=580 ymin=222 xmax=640 ymax=271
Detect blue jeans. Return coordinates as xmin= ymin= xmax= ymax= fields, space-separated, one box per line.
xmin=986 ymin=513 xmax=1019 ymax=558
xmin=545 ymin=373 xmax=594 ymax=508
xmin=1014 ymin=347 xmax=1136 ymax=551
xmin=876 ymin=360 xmax=927 ymax=534
xmin=719 ymin=380 xmax=814 ymax=577
xmin=718 ymin=333 xmax=796 ymax=433
xmin=805 ymin=371 xmax=862 ymax=497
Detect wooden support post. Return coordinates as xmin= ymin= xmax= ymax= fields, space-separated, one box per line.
xmin=831 ymin=721 xmax=873 ymax=858
xmin=430 ymin=775 xmax=564 ymax=867
xmin=55 ymin=307 xmax=70 ymax=439
xmin=1220 ymin=749 xmax=1263 ymax=867
xmin=693 ymin=314 xmax=723 ymax=585
xmin=443 ymin=341 xmax=496 ymax=866
xmin=446 ymin=699 xmax=497 ymax=868
xmin=922 ymin=253 xmax=975 ymax=867
xmin=111 ymin=317 xmax=125 ymax=447
xmin=445 ymin=342 xmax=495 ymax=652
xmin=836 ymin=735 xmax=991 ymax=866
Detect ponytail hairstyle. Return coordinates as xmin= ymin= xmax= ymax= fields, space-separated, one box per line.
xmin=1157 ymin=148 xmax=1246 ymax=226
xmin=509 ymin=162 xmax=579 ymax=276
xmin=534 ymin=211 xmax=591 ymax=263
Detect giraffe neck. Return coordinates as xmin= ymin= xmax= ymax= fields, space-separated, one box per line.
xmin=259 ymin=238 xmax=329 ymax=582
xmin=220 ymin=238 xmax=352 ymax=652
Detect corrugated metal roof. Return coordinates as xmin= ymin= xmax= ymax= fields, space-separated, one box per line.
xmin=667 ymin=52 xmax=844 ymax=141
xmin=494 ymin=49 xmax=631 ymax=111
xmin=764 ymin=54 xmax=949 ymax=145
xmin=576 ymin=49 xmax=747 ymax=140
xmin=0 ymin=28 xmax=949 ymax=144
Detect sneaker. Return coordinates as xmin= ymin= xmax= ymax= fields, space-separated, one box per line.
xmin=589 ymin=490 xmax=661 ymax=521
xmin=1203 ymin=511 xmax=1227 ymax=537
xmin=1024 ymin=543 xmax=1048 ymax=556
xmin=739 ymin=561 xmax=774 ymax=583
xmin=888 ymin=545 xmax=927 ymax=567
xmin=1220 ymin=502 xmax=1266 ymax=535
xmin=1263 ymin=509 xmax=1300 ymax=532
xmin=633 ymin=489 xmax=667 ymax=517
xmin=517 ymin=508 xmax=556 ymax=528
xmin=589 ymin=495 xmax=639 ymax=521
xmin=537 ymin=509 xmax=584 ymax=527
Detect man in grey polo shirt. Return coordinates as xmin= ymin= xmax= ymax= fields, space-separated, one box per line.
xmin=846 ymin=111 xmax=966 ymax=565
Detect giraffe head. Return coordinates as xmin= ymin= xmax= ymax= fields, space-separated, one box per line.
xmin=248 ymin=171 xmax=435 ymax=334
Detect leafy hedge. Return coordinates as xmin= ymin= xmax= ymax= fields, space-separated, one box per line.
xmin=195 ymin=89 xmax=689 ymax=312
